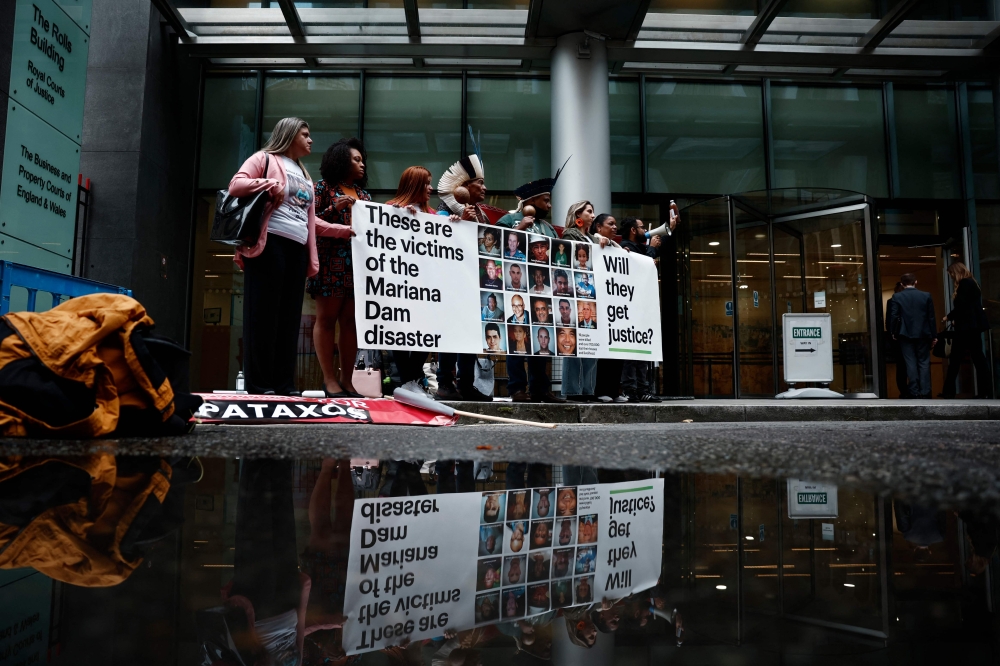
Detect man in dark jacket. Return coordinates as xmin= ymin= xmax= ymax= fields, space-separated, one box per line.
xmin=888 ymin=273 xmax=937 ymax=399
xmin=618 ymin=217 xmax=663 ymax=403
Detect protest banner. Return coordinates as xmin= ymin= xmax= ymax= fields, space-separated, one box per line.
xmin=193 ymin=394 xmax=458 ymax=426
xmin=341 ymin=478 xmax=664 ymax=655
xmin=352 ymin=202 xmax=662 ymax=361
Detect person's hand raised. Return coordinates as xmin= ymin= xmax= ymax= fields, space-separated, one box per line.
xmin=650 ymin=234 xmax=663 ymax=248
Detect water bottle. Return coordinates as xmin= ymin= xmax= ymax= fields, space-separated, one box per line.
xmin=236 ymin=371 xmax=245 ymax=391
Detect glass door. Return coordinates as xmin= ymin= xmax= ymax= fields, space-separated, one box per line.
xmin=772 ymin=204 xmax=878 ymax=396
xmin=733 ymin=203 xmax=774 ymax=396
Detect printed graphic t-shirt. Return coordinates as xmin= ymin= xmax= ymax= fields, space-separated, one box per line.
xmin=267 ymin=157 xmax=312 ymax=245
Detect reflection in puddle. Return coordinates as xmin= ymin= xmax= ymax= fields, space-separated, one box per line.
xmin=0 ymin=456 xmax=997 ymax=665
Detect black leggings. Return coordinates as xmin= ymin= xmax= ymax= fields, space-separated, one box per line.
xmin=242 ymin=234 xmax=309 ymax=394
xmin=232 ymin=459 xmax=300 ymax=618
xmin=943 ymin=330 xmax=992 ymax=397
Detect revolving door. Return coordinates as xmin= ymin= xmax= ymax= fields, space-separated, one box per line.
xmin=677 ymin=189 xmax=880 ymax=398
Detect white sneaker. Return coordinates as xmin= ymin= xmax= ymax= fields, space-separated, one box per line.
xmin=614 ymin=394 xmax=629 ymax=403
xmin=597 ymin=395 xmax=613 ymax=403
xmin=400 ymin=380 xmax=432 ymax=398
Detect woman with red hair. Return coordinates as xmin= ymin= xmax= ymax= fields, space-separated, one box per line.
xmin=385 ymin=167 xmax=437 ymax=397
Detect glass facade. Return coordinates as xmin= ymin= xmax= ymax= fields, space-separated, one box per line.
xmin=466 ymin=78 xmax=550 ymax=192
xmin=893 ymin=87 xmax=961 ymax=199
xmin=645 ymin=81 xmax=766 ymax=195
xmin=609 ymin=79 xmax=641 ymax=193
xmin=260 ymin=75 xmax=361 ymax=180
xmin=771 ymin=85 xmax=888 ymax=197
xmin=198 ymin=76 xmax=258 ymax=190
xmin=363 ymin=77 xmax=462 ymax=191
xmin=192 ymin=72 xmax=998 ymax=397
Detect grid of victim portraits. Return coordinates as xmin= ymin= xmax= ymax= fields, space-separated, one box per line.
xmin=474 ymin=487 xmax=599 ymax=625
xmin=478 ymin=225 xmax=598 ymax=357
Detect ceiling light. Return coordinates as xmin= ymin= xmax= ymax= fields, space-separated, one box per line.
xmin=745 ymin=536 xmax=754 ymax=540
xmin=844 ymin=583 xmax=855 ymax=588
xmin=716 ymin=585 xmax=727 ymax=590
xmin=739 ymin=284 xmax=749 ymax=289
xmin=709 ymin=241 xmax=720 ymax=246
xmin=831 ymin=244 xmax=842 ymax=248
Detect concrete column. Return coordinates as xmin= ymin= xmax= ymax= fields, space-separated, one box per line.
xmin=551 ymin=32 xmax=611 ymax=227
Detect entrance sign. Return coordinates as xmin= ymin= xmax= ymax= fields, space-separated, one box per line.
xmin=342 ymin=479 xmax=664 ymax=655
xmin=777 ymin=313 xmax=842 ymax=398
xmin=787 ymin=479 xmax=839 ymax=519
xmin=782 ymin=313 xmax=834 ymax=383
xmin=352 ymin=202 xmax=662 ymax=360
xmin=1 ymin=0 xmax=91 ymax=272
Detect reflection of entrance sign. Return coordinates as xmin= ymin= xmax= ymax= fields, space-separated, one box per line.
xmin=753 ymin=290 xmax=759 ymax=308
xmin=725 ymin=301 xmax=733 ymax=317
xmin=777 ymin=313 xmax=842 ymax=399
xmin=787 ymin=479 xmax=839 ymax=518
xmin=813 ymin=291 xmax=826 ymax=308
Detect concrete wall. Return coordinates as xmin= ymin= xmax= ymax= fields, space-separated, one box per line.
xmin=79 ymin=0 xmax=200 ymax=343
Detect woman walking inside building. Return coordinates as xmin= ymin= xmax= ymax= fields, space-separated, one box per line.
xmin=229 ymin=117 xmax=352 ymax=395
xmin=941 ymin=262 xmax=992 ymax=399
xmin=307 ymin=137 xmax=371 ymax=397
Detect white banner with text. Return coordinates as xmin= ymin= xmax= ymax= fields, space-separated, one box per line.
xmin=352 ymin=202 xmax=662 ymax=361
xmin=341 ymin=479 xmax=664 ymax=655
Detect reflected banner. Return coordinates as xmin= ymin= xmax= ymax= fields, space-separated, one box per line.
xmin=352 ymin=202 xmax=663 ymax=361
xmin=342 ymin=478 xmax=664 ymax=655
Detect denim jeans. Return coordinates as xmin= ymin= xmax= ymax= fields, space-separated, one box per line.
xmin=561 ymin=358 xmax=598 ymax=396
xmin=621 ymin=360 xmax=652 ymax=394
xmin=897 ymin=336 xmax=932 ymax=398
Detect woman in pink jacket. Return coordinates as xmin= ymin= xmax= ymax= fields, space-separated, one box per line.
xmin=228 ymin=117 xmax=352 ymax=395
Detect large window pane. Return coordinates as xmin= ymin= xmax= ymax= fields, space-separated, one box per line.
xmin=646 ymin=82 xmax=766 ymax=195
xmin=198 ymin=76 xmax=258 ymax=190
xmin=648 ymin=0 xmax=753 ymax=14
xmin=771 ymin=85 xmax=888 ymax=197
xmin=363 ymin=77 xmax=462 ymax=191
xmin=969 ymin=86 xmax=999 ymax=199
xmin=261 ymin=76 xmax=360 ymax=181
xmin=610 ymin=79 xmax=641 ymax=193
xmin=779 ymin=0 xmax=877 ymax=18
xmin=466 ymin=78 xmax=550 ymax=192
xmin=894 ymin=87 xmax=961 ymax=199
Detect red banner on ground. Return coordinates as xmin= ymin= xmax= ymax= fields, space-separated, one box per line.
xmin=193 ymin=393 xmax=457 ymax=426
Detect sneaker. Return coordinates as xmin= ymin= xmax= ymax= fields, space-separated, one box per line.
xmin=400 ymin=380 xmax=432 ymax=398
xmin=636 ymin=393 xmax=662 ymax=403
xmin=435 ymin=385 xmax=463 ymax=400
xmin=597 ymin=395 xmax=613 ymax=403
xmin=614 ymin=394 xmax=629 ymax=403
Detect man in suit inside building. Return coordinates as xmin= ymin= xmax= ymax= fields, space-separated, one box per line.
xmin=888 ymin=273 xmax=937 ymax=399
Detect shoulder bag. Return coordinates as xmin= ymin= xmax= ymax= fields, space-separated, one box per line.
xmin=932 ymin=323 xmax=954 ymax=358
xmin=352 ymin=349 xmax=384 ymax=398
xmin=211 ymin=153 xmax=271 ymax=246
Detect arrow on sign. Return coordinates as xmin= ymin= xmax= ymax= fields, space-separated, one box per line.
xmin=795 ymin=348 xmax=817 ymax=353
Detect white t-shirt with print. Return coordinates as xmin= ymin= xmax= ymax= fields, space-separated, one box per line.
xmin=267 ymin=157 xmax=312 ymax=245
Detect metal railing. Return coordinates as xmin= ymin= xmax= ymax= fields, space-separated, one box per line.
xmin=0 ymin=261 xmax=132 ymax=316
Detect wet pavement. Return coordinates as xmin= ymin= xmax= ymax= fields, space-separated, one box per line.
xmin=0 ymin=420 xmax=998 ymax=665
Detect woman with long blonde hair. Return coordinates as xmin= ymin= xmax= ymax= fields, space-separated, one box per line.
xmin=228 ymin=117 xmax=353 ymax=395
xmin=941 ymin=261 xmax=992 ymax=398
